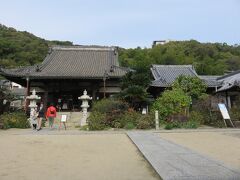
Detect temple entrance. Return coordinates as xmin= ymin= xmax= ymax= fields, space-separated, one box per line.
xmin=47 ymin=90 xmax=93 ymax=111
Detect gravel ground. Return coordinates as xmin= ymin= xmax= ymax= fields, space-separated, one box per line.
xmin=0 ymin=129 xmax=160 ymax=180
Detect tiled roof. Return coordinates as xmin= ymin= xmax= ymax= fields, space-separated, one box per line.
xmin=150 ymin=65 xmax=198 ymax=87
xmin=199 ymin=75 xmax=221 ymax=87
xmin=216 ymin=71 xmax=240 ymax=91
xmin=0 ymin=46 xmax=127 ymax=79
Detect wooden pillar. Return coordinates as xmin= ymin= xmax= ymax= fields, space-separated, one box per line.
xmin=43 ymin=89 xmax=48 ymax=111
xmin=91 ymin=83 xmax=98 ymax=100
xmin=225 ymin=91 xmax=229 ymax=109
xmin=103 ymin=78 xmax=106 ymax=98
xmin=25 ymin=78 xmax=30 ymax=113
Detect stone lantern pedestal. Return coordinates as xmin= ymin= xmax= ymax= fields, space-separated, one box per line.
xmin=78 ymin=90 xmax=92 ymax=126
xmin=26 ymin=89 xmax=41 ymax=127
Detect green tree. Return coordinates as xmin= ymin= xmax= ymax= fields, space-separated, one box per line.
xmin=172 ymin=75 xmax=207 ymax=99
xmin=152 ymin=88 xmax=191 ymax=120
xmin=0 ymin=85 xmax=14 ymax=115
xmin=118 ymin=67 xmax=151 ymax=109
xmin=0 ymin=24 xmax=73 ymax=68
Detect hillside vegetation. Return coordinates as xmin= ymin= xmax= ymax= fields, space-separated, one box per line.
xmin=119 ymin=41 xmax=240 ymax=75
xmin=1 ymin=24 xmax=240 ymax=76
xmin=0 ymin=24 xmax=72 ymax=68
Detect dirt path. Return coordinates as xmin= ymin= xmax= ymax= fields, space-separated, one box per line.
xmin=0 ymin=130 xmax=159 ymax=180
xmin=159 ymin=131 xmax=240 ymax=169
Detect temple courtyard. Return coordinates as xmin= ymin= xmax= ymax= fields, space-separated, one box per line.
xmin=0 ymin=130 xmax=160 ymax=180
xmin=0 ymin=129 xmax=240 ymax=180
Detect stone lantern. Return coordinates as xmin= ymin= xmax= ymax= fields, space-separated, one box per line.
xmin=26 ymin=89 xmax=41 ymax=126
xmin=78 ymin=90 xmax=92 ymax=126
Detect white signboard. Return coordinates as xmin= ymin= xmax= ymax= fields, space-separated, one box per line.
xmin=218 ymin=103 xmax=230 ymax=119
xmin=142 ymin=108 xmax=147 ymax=115
xmin=61 ymin=115 xmax=67 ymax=122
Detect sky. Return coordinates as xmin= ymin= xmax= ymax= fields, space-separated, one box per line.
xmin=0 ymin=0 xmax=239 ymax=48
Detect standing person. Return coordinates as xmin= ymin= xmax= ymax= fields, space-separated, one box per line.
xmin=46 ymin=103 xmax=57 ymax=129
xmin=37 ymin=103 xmax=44 ymax=131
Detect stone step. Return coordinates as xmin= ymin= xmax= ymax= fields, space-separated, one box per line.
xmin=45 ymin=111 xmax=84 ymax=128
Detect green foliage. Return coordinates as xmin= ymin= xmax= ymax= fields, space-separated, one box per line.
xmin=188 ymin=111 xmax=205 ymax=124
xmin=121 ymin=69 xmax=150 ymax=89
xmin=1 ymin=24 xmax=240 ymax=75
xmin=119 ymin=68 xmax=151 ymax=109
xmin=172 ymin=75 xmax=207 ymax=99
xmin=1 ymin=111 xmax=30 ymax=129
xmin=118 ymin=111 xmax=139 ymax=128
xmin=118 ymin=85 xmax=149 ymax=109
xmin=119 ymin=40 xmax=240 ymax=75
xmin=183 ymin=120 xmax=200 ymax=129
xmin=124 ymin=122 xmax=135 ymax=129
xmin=191 ymin=95 xmax=225 ymax=128
xmin=230 ymin=107 xmax=240 ymax=121
xmin=91 ymin=98 xmax=129 ymax=114
xmin=0 ymin=24 xmax=72 ymax=68
xmin=136 ymin=113 xmax=155 ymax=129
xmin=0 ymin=85 xmax=15 ymax=115
xmin=164 ymin=122 xmax=182 ymax=130
xmin=88 ymin=112 xmax=107 ymax=130
xmin=164 ymin=119 xmax=200 ymax=130
xmin=88 ymin=99 xmax=129 ymax=130
xmin=208 ymin=111 xmax=225 ymax=128
xmin=88 ymin=99 xmax=155 ymax=130
xmin=152 ymin=88 xmax=191 ymax=120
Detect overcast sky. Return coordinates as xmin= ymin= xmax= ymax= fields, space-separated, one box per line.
xmin=0 ymin=0 xmax=239 ymax=48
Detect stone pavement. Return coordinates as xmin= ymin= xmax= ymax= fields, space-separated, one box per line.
xmin=127 ymin=132 xmax=240 ymax=180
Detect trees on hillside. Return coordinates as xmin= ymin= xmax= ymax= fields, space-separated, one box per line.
xmin=0 ymin=24 xmax=72 ymax=68
xmin=119 ymin=40 xmax=240 ymax=75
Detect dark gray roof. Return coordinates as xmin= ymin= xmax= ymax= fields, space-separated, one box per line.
xmin=216 ymin=71 xmax=240 ymax=91
xmin=199 ymin=76 xmax=221 ymax=87
xmin=0 ymin=46 xmax=127 ymax=79
xmin=150 ymin=65 xmax=198 ymax=87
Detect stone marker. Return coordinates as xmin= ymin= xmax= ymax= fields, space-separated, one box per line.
xmin=78 ymin=90 xmax=92 ymax=126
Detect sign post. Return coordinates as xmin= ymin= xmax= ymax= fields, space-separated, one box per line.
xmin=155 ymin=110 xmax=159 ymax=130
xmin=218 ymin=103 xmax=235 ymax=128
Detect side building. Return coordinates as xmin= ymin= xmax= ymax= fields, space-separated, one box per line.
xmin=148 ymin=64 xmax=239 ymax=110
xmin=0 ymin=46 xmax=128 ymax=111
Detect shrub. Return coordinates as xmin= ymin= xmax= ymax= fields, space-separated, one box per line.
xmin=152 ymin=88 xmax=191 ymax=120
xmin=136 ymin=113 xmax=155 ymax=129
xmin=172 ymin=75 xmax=207 ymax=99
xmin=88 ymin=99 xmax=155 ymax=130
xmin=230 ymin=107 xmax=240 ymax=121
xmin=208 ymin=111 xmax=225 ymax=128
xmin=119 ymin=111 xmax=140 ymax=128
xmin=88 ymin=112 xmax=107 ymax=130
xmin=188 ymin=111 xmax=204 ymax=124
xmin=124 ymin=122 xmax=135 ymax=129
xmin=164 ymin=119 xmax=200 ymax=130
xmin=91 ymin=99 xmax=129 ymax=113
xmin=182 ymin=120 xmax=200 ymax=129
xmin=1 ymin=111 xmax=30 ymax=129
xmin=164 ymin=121 xmax=182 ymax=130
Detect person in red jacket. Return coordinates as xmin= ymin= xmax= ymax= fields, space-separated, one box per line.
xmin=46 ymin=103 xmax=57 ymax=129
